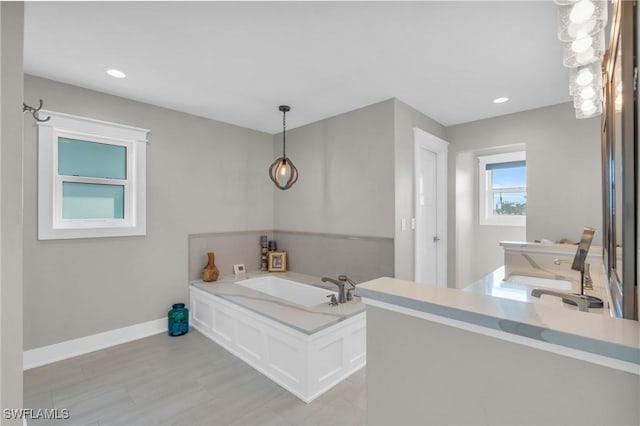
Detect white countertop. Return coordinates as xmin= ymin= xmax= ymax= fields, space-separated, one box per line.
xmin=464 ymin=266 xmax=610 ymax=315
xmin=356 ymin=275 xmax=640 ymax=374
xmin=190 ymin=271 xmax=365 ymax=335
xmin=499 ymin=241 xmax=603 ymax=257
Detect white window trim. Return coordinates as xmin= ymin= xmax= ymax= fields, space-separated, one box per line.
xmin=478 ymin=151 xmax=526 ymax=227
xmin=38 ymin=110 xmax=149 ymax=240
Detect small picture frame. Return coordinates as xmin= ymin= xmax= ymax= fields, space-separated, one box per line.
xmin=268 ymin=251 xmax=287 ymax=272
xmin=233 ymin=263 xmax=246 ymax=277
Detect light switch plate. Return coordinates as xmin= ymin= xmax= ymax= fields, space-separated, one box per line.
xmin=401 ymin=218 xmax=406 ymax=231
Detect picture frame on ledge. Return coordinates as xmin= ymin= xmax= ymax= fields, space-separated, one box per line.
xmin=268 ymin=251 xmax=287 ymax=272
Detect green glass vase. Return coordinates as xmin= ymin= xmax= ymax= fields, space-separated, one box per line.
xmin=168 ymin=303 xmax=189 ymax=336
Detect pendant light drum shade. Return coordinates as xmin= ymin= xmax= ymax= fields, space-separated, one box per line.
xmin=269 ymin=105 xmax=299 ymax=190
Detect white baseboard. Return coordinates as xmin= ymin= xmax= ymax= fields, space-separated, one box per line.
xmin=23 ymin=318 xmax=166 ymax=370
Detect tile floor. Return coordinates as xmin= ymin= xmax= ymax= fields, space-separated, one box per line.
xmin=24 ymin=330 xmax=366 ymax=426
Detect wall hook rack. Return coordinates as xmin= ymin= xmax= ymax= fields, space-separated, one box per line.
xmin=23 ymin=99 xmax=50 ymax=122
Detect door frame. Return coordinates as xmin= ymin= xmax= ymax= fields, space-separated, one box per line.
xmin=414 ymin=128 xmax=449 ymax=286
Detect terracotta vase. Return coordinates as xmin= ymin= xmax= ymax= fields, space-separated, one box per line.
xmin=202 ymin=252 xmax=220 ymax=282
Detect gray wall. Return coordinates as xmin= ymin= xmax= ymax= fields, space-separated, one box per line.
xmin=274 ymin=230 xmax=393 ymax=283
xmin=188 ymin=230 xmax=273 ymax=282
xmin=1 ymin=2 xmax=24 ymax=418
xmin=271 ymin=97 xmax=446 ymax=282
xmin=366 ymin=306 xmax=639 ymax=425
xmin=273 ymin=100 xmax=395 ymax=238
xmin=393 ymin=99 xmax=447 ymax=281
xmin=270 ymin=100 xmax=397 ymax=282
xmin=21 ymin=80 xmax=605 ymax=349
xmin=23 ymin=75 xmax=275 ymax=350
xmin=454 ymin=146 xmax=527 ymax=287
xmin=446 ymin=102 xmax=602 ymax=287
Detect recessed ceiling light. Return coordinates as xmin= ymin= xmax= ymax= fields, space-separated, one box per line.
xmin=493 ymin=97 xmax=509 ymax=104
xmin=106 ymin=69 xmax=126 ymax=79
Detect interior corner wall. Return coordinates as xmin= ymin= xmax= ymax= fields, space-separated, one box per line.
xmin=454 ymin=146 xmax=526 ymax=287
xmin=393 ymin=99 xmax=447 ymax=281
xmin=23 ymin=75 xmax=274 ymax=350
xmin=1 ymin=1 xmax=24 ymax=416
xmin=446 ymin=102 xmax=602 ymax=288
xmin=273 ymin=99 xmax=395 ymax=239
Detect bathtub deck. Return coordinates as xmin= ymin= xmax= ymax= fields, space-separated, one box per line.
xmin=190 ymin=285 xmax=366 ymax=403
xmin=24 ymin=329 xmax=366 ymax=425
xmin=192 ymin=271 xmax=365 ymax=335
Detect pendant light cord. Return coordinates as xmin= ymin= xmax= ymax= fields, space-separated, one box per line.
xmin=282 ymin=109 xmax=287 ymax=157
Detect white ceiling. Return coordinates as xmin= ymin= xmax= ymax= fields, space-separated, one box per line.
xmin=24 ymin=1 xmax=571 ymax=134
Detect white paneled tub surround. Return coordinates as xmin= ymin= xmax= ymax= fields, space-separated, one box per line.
xmin=190 ymin=282 xmax=366 ymax=403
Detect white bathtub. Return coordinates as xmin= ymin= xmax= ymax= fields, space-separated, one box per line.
xmin=236 ymin=276 xmax=337 ymax=307
xmin=190 ymin=277 xmax=366 ymax=403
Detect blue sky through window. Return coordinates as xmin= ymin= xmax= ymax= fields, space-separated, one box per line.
xmin=492 ymin=166 xmax=526 ymax=207
xmin=492 ymin=166 xmax=526 ymax=189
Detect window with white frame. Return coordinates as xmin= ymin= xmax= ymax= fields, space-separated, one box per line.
xmin=478 ymin=151 xmax=526 ymax=226
xmin=38 ymin=111 xmax=149 ymax=240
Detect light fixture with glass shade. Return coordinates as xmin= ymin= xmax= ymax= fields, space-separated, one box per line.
xmin=554 ymin=0 xmax=608 ymax=119
xmin=562 ymin=30 xmax=605 ymax=67
xmin=556 ymin=0 xmax=608 ymax=41
xmin=569 ymin=60 xmax=602 ymax=94
xmin=269 ymin=105 xmax=299 ymax=190
xmin=574 ymin=98 xmax=603 ymax=118
xmin=573 ymin=85 xmax=602 ymax=108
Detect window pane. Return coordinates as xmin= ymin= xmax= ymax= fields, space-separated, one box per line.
xmin=493 ymin=191 xmax=526 ymax=216
xmin=58 ymin=137 xmax=127 ymax=179
xmin=62 ymin=182 xmax=124 ymax=219
xmin=485 ymin=160 xmax=525 ymax=171
xmin=492 ymin=166 xmax=526 ymax=189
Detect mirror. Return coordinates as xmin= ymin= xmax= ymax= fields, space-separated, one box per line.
xmin=602 ymin=0 xmax=637 ymax=320
xmin=613 ymin=37 xmax=623 ymax=283
xmin=571 ymin=227 xmax=595 ymax=273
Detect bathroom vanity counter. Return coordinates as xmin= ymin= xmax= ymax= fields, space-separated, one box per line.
xmin=359 ymin=276 xmax=640 ymax=426
xmin=463 ymin=266 xmax=610 ymax=316
xmin=356 ymin=276 xmax=639 ymax=373
xmin=191 ymin=271 xmax=365 ymax=335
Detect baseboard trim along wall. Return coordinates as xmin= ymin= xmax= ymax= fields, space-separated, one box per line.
xmin=23 ymin=318 xmax=166 ymax=370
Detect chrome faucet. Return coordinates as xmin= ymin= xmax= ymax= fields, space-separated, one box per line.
xmin=554 ymin=259 xmax=593 ymax=289
xmin=338 ymin=275 xmax=357 ymax=301
xmin=530 ymin=288 xmax=590 ymax=312
xmin=583 ymin=263 xmax=593 ymax=290
xmin=321 ymin=277 xmax=346 ymax=303
xmin=338 ymin=275 xmax=357 ymax=287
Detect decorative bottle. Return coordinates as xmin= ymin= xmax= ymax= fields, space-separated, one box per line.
xmin=260 ymin=235 xmax=268 ymax=271
xmin=168 ymin=303 xmax=189 ymax=336
xmin=202 ymin=252 xmax=220 ymax=282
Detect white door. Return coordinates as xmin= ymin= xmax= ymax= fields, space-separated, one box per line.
xmin=414 ymin=128 xmax=448 ymax=286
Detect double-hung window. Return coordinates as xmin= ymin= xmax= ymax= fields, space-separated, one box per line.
xmin=478 ymin=151 xmax=526 ymax=227
xmin=38 ymin=111 xmax=149 ymax=240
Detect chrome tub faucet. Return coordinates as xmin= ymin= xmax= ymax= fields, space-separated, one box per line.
xmin=321 ymin=277 xmax=347 ymax=303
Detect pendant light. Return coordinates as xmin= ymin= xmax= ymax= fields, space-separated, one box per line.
xmin=269 ymin=105 xmax=299 ymax=190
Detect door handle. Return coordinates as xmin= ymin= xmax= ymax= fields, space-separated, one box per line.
xmin=433 ymin=236 xmax=440 ymax=243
